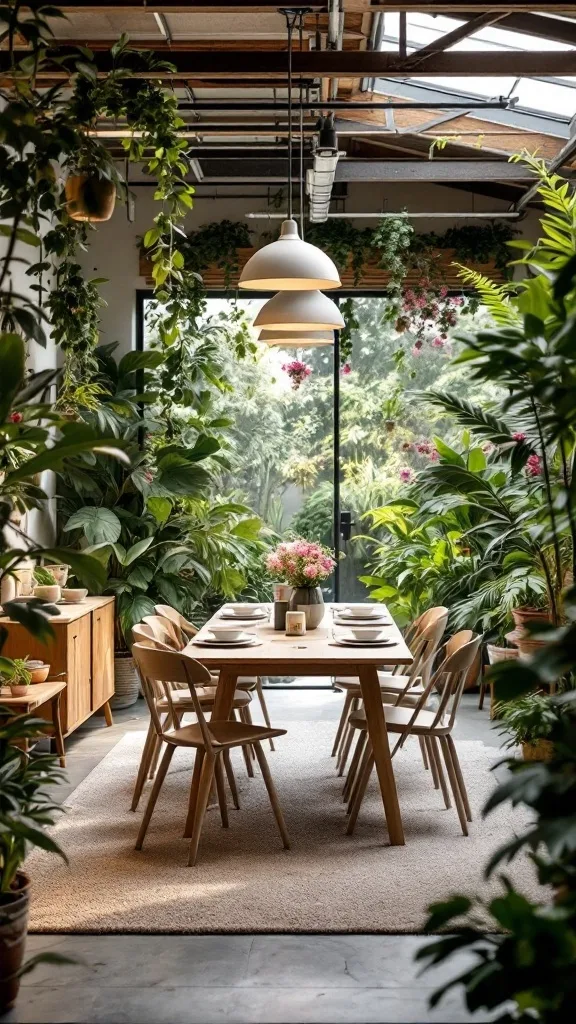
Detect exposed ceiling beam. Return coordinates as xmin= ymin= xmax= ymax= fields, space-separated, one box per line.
xmin=514 ymin=133 xmax=576 ymax=212
xmin=6 ymin=49 xmax=576 ymax=79
xmin=462 ymin=11 xmax=576 ymax=47
xmin=29 ymin=4 xmax=576 ymax=11
xmin=334 ymin=160 xmax=561 ymax=183
xmin=395 ymin=13 xmax=507 ymax=70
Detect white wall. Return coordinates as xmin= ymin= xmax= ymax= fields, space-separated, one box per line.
xmin=78 ymin=180 xmax=540 ymax=356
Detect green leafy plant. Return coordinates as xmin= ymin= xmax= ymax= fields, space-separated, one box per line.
xmin=498 ymin=693 xmax=559 ymax=748
xmin=0 ymin=658 xmax=31 ymax=689
xmin=33 ymin=567 xmax=57 ymax=587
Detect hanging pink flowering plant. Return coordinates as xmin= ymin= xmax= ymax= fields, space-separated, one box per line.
xmin=282 ymin=360 xmax=311 ymax=390
xmin=266 ymin=539 xmax=336 ymax=588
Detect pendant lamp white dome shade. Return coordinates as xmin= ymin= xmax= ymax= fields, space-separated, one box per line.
xmin=239 ymin=219 xmax=341 ymax=291
xmin=254 ymin=289 xmax=345 ymax=332
xmin=258 ymin=329 xmax=334 ymax=348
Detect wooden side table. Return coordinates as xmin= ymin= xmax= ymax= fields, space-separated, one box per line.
xmin=0 ymin=680 xmax=67 ymax=766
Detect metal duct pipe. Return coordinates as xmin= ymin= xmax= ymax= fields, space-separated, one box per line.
xmin=245 ymin=211 xmax=521 ymax=220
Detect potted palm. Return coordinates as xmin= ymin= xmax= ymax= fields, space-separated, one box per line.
xmin=0 ymin=710 xmax=67 ymax=1012
xmin=498 ymin=693 xmax=558 ymax=762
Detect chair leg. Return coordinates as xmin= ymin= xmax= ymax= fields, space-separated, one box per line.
xmin=425 ymin=736 xmax=440 ymax=790
xmin=234 ymin=709 xmax=255 ymax=778
xmin=447 ymin=735 xmax=472 ymax=822
xmin=331 ymin=692 xmax=353 ymax=757
xmin=336 ymin=695 xmax=358 ymax=763
xmin=184 ymin=748 xmax=205 ymax=838
xmin=223 ymin=750 xmax=240 ymax=810
xmin=135 ymin=744 xmax=175 ymax=850
xmin=430 ymin=735 xmax=451 ymax=810
xmin=214 ymin=754 xmax=229 ymax=829
xmin=418 ymin=736 xmax=429 ymax=770
xmin=347 ymin=740 xmax=372 ymax=815
xmin=131 ymin=719 xmax=156 ymax=811
xmin=187 ymin=756 xmax=217 ymax=867
xmin=252 ymin=742 xmax=290 ymax=850
xmin=478 ymin=673 xmax=486 ymax=710
xmin=338 ymin=698 xmax=359 ymax=776
xmin=343 ymin=730 xmax=366 ymax=803
xmin=242 ymin=704 xmax=257 ymax=759
xmin=256 ymin=678 xmax=275 ymax=751
xmin=440 ymin=736 xmax=468 ymax=836
xmin=346 ymin=751 xmax=374 ymax=835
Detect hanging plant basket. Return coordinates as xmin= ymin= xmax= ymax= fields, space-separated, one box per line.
xmin=65 ymin=174 xmax=116 ymax=223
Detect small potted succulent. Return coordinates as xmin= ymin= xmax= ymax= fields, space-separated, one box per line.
xmin=498 ymin=693 xmax=558 ymax=762
xmin=2 ymin=659 xmax=32 ymax=698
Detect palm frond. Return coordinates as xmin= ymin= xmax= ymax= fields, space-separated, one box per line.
xmin=453 ymin=263 xmax=519 ymax=326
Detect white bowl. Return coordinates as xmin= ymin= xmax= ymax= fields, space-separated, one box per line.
xmin=61 ymin=588 xmax=88 ymax=603
xmin=227 ymin=604 xmax=264 ymax=617
xmin=347 ymin=627 xmax=383 ymax=642
xmin=342 ymin=604 xmax=376 ymax=618
xmin=209 ymin=628 xmax=247 ymax=642
xmin=33 ymin=584 xmax=61 ymax=603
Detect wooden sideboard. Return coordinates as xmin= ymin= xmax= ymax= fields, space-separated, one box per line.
xmin=0 ymin=596 xmax=115 ymax=736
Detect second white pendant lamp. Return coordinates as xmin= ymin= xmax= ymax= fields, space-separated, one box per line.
xmin=258 ymin=328 xmax=334 ymax=348
xmin=239 ymin=218 xmax=340 ymax=291
xmin=254 ymin=289 xmax=345 ymax=333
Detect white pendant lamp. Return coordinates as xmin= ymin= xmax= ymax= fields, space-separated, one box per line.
xmin=254 ymin=289 xmax=344 ymax=332
xmin=238 ymin=10 xmax=341 ymax=293
xmin=258 ymin=328 xmax=334 ymax=348
xmin=239 ymin=218 xmax=340 ymax=291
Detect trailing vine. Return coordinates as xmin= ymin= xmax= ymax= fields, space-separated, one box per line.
xmin=183 ymin=220 xmax=252 ymax=291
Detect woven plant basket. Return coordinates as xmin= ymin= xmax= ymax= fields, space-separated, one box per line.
xmin=111 ymin=653 xmax=140 ymax=709
xmin=522 ymin=739 xmax=555 ymax=762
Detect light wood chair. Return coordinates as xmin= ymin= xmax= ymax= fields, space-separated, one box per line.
xmin=332 ymin=607 xmax=448 ymax=775
xmin=154 ymin=603 xmax=277 ymax=751
xmin=130 ymin=632 xmax=254 ymax=809
xmin=344 ymin=632 xmax=482 ymax=837
xmin=142 ymin=614 xmax=184 ymax=650
xmin=132 ymin=643 xmax=290 ymax=866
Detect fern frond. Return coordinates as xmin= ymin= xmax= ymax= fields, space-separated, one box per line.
xmin=412 ymin=391 xmax=514 ymax=442
xmin=453 ymin=263 xmax=519 ymax=326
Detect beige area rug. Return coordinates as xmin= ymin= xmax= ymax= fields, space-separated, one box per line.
xmin=27 ymin=722 xmax=542 ymax=933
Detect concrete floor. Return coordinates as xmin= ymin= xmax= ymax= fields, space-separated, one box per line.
xmin=3 ymin=687 xmax=501 ymax=1024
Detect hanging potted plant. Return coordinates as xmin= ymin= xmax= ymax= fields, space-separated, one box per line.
xmin=498 ymin=693 xmax=559 ymax=762
xmin=64 ymin=139 xmax=123 ymax=223
xmin=0 ymin=710 xmax=68 ymax=1012
xmin=266 ymin=539 xmax=336 ymax=629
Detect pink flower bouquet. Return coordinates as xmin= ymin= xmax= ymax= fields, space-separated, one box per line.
xmin=266 ymin=539 xmax=336 ymax=589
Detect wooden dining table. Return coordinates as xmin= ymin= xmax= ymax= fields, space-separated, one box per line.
xmin=185 ymin=603 xmax=413 ymax=846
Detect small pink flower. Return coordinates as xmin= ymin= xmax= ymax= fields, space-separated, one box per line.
xmin=341 ymin=363 xmax=351 ymax=375
xmin=439 ymin=286 xmax=448 ymax=299
xmin=9 ymin=411 xmax=23 ymax=423
xmin=513 ymin=432 xmax=526 ymax=442
xmin=452 ymin=296 xmax=464 ymax=306
xmin=526 ymin=454 xmax=542 ymax=478
xmin=144 ymin=470 xmax=153 ymax=483
xmin=432 ymin=336 xmax=445 ymax=348
xmin=429 ymin=449 xmax=440 ymax=462
xmin=411 ymin=344 xmax=422 ymax=357
xmin=399 ymin=467 xmax=414 ymax=484
xmin=304 ymin=564 xmax=319 ymax=579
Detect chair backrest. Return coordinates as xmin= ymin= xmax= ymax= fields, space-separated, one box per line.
xmin=132 ymin=623 xmax=174 ymax=653
xmin=132 ymin=643 xmax=215 ymax=751
xmin=405 ymin=608 xmax=449 ymax=688
xmin=154 ymin=605 xmax=198 ymax=641
xmin=141 ymin=615 xmax=182 ymax=650
xmin=391 ymin=631 xmax=482 ymax=755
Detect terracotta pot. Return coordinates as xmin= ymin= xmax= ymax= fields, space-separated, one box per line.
xmin=486 ymin=643 xmax=520 ymax=665
xmin=522 ymin=738 xmax=555 ymax=762
xmin=288 ymin=586 xmax=324 ymax=630
xmin=27 ymin=662 xmax=50 ymax=684
xmin=510 ymin=605 xmax=551 ymax=636
xmin=0 ymin=872 xmax=30 ymax=1013
xmin=9 ymin=685 xmax=29 ymax=697
xmin=516 ymin=636 xmax=549 ymax=658
xmin=65 ymin=174 xmax=116 ymax=223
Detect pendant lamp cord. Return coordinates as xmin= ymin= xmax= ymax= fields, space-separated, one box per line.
xmin=299 ymin=15 xmax=305 ymax=237
xmin=282 ymin=9 xmax=299 ymax=222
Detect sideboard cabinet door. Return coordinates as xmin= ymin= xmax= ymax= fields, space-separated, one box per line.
xmin=66 ymin=616 xmax=92 ymax=733
xmin=92 ymin=601 xmax=115 ymax=711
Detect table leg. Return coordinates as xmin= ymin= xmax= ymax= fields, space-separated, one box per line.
xmin=357 ymin=664 xmax=405 ymax=846
xmin=51 ymin=693 xmax=66 ymax=768
xmin=103 ymin=701 xmax=113 ymax=727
